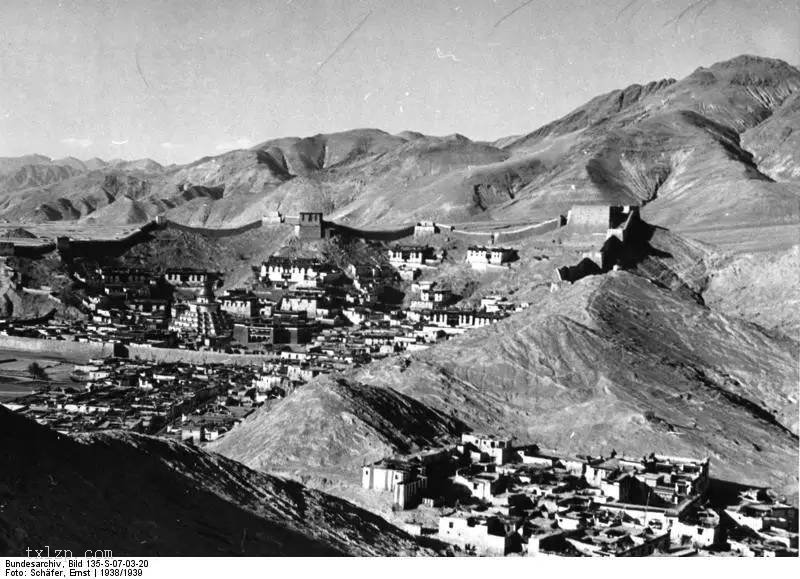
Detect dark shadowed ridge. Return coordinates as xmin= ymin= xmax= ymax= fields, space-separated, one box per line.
xmin=0 ymin=407 xmax=429 ymax=557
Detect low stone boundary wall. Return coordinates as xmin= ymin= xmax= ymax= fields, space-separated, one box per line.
xmin=0 ymin=335 xmax=271 ymax=366
xmin=0 ymin=335 xmax=116 ymax=360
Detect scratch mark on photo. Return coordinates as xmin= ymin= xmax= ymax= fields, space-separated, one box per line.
xmin=492 ymin=0 xmax=537 ymax=30
xmin=616 ymin=0 xmax=638 ymax=20
xmin=134 ymin=47 xmax=153 ymax=92
xmin=316 ymin=11 xmax=372 ymax=74
xmin=664 ymin=0 xmax=711 ymax=28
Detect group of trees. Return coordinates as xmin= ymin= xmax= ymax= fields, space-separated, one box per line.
xmin=27 ymin=362 xmax=48 ymax=381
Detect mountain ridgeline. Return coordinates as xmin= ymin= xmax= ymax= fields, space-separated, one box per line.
xmin=0 ymin=55 xmax=797 ymax=233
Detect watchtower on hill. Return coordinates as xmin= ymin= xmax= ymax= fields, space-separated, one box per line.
xmin=296 ymin=212 xmax=324 ymax=239
xmin=566 ymin=205 xmax=639 ymax=242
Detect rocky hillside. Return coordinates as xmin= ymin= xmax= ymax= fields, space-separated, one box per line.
xmin=100 ymin=224 xmax=294 ymax=290
xmin=491 ymin=56 xmax=800 ymax=231
xmin=703 ymin=245 xmax=800 ymax=337
xmin=742 ymin=91 xmax=800 ymax=182
xmin=0 ymin=407 xmax=428 ymax=556
xmin=211 ymin=378 xmax=465 ymax=482
xmin=216 ymin=265 xmax=799 ymax=501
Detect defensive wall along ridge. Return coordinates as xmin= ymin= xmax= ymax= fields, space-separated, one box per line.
xmin=431 ymin=216 xmax=566 ymax=244
xmin=0 ymin=210 xmax=569 ymax=259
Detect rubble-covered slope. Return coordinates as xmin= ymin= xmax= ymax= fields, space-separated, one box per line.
xmin=0 ymin=408 xmax=428 ymax=556
xmin=703 ymin=245 xmax=800 ymax=338
xmin=742 ymin=91 xmax=800 ymax=183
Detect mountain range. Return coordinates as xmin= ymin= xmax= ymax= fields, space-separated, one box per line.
xmin=0 ymin=55 xmax=798 ymax=239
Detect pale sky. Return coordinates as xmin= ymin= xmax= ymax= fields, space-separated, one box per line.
xmin=0 ymin=0 xmax=797 ymax=164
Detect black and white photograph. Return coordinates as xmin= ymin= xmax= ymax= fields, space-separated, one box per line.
xmin=0 ymin=0 xmax=798 ymax=569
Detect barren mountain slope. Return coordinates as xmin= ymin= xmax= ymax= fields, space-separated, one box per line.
xmin=648 ymin=55 xmax=800 ymax=132
xmin=0 ymin=407 xmax=428 ymax=557
xmin=0 ymin=169 xmax=168 ymax=223
xmin=216 ymin=271 xmax=799 ymax=500
xmin=203 ymin=55 xmax=800 ymax=229
xmin=4 ymin=56 xmax=796 ymax=230
xmin=501 ymin=78 xmax=677 ymax=152
xmin=211 ymin=379 xmax=465 ymax=482
xmin=92 ymin=224 xmax=293 ymax=289
xmin=0 ymin=155 xmax=53 ymax=173
xmin=703 ymin=245 xmax=800 ymax=337
xmin=486 ymin=57 xmax=800 ymax=229
xmin=0 ymin=163 xmax=83 ymax=196
xmin=252 ymin=128 xmax=409 ymax=175
xmin=633 ymin=228 xmax=800 ymax=337
xmin=742 ymin=91 xmax=800 ymax=182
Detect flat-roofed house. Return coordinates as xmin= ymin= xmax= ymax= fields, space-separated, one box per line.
xmin=438 ymin=514 xmax=517 ymax=556
xmin=220 ymin=292 xmax=259 ymax=319
xmin=461 ymin=433 xmax=513 ymax=465
xmin=165 ymin=268 xmax=215 ymax=287
xmin=388 ymin=245 xmax=434 ymax=266
xmin=362 ymin=458 xmax=428 ymax=509
xmin=259 ymin=256 xmax=330 ymax=287
xmin=466 ymin=246 xmax=515 ymax=270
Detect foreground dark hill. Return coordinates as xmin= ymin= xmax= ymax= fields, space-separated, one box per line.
xmin=215 ymin=269 xmax=799 ymax=501
xmin=1 ymin=55 xmax=797 ymax=235
xmin=0 ymin=408 xmax=427 ymax=556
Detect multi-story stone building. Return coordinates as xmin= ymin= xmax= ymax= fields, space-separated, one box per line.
xmin=169 ymin=283 xmax=232 ymax=339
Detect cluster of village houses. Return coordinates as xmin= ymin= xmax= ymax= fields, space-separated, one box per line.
xmin=1 ymin=232 xmax=527 ymax=443
xmin=1 ymin=235 xmax=523 ymax=356
xmin=3 ymin=358 xmax=275 ymax=440
xmin=361 ymin=434 xmax=799 ymax=557
xmin=3 ymin=204 xmax=637 ymax=360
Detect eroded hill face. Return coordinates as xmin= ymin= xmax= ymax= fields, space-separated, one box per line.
xmin=742 ymin=92 xmax=800 ymax=183
xmin=490 ymin=56 xmax=800 ymax=231
xmin=0 ymin=408 xmax=427 ymax=556
xmin=210 ymin=379 xmax=466 ymax=481
xmin=703 ymin=245 xmax=800 ymax=337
